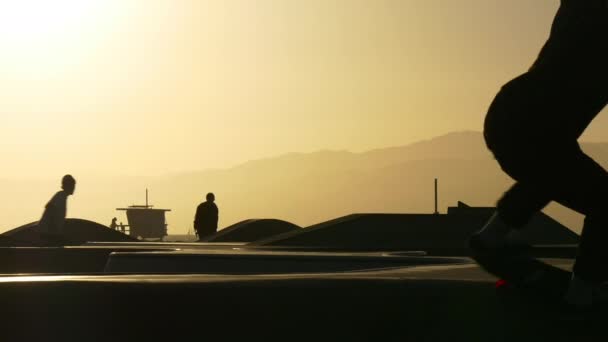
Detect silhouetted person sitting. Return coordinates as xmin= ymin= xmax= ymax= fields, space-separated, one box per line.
xmin=470 ymin=1 xmax=607 ymax=309
xmin=38 ymin=175 xmax=76 ymax=239
xmin=110 ymin=217 xmax=118 ymax=230
xmin=194 ymin=193 xmax=219 ymax=240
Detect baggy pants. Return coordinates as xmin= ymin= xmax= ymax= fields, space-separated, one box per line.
xmin=195 ymin=225 xmax=218 ymax=240
xmin=484 ymin=76 xmax=608 ymax=282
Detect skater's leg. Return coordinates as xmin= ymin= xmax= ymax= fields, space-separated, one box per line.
xmin=498 ymin=142 xmax=608 ymax=305
xmin=477 ymin=139 xmax=608 ymax=253
xmin=563 ymin=216 xmax=608 ymax=307
xmin=564 ymin=216 xmax=608 ymax=307
xmin=574 ymin=217 xmax=608 ymax=282
xmin=525 ymin=148 xmax=608 ymax=306
xmin=537 ymin=146 xmax=608 ymax=284
xmin=473 ymin=84 xmax=554 ymax=247
xmin=473 ymin=181 xmax=549 ymax=248
xmin=474 ymin=129 xmax=554 ymax=247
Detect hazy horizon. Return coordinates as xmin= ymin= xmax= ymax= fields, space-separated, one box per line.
xmin=0 ymin=130 xmax=598 ymax=237
xmin=2 ymin=0 xmax=608 ymax=180
xmin=1 ymin=128 xmax=607 ymax=181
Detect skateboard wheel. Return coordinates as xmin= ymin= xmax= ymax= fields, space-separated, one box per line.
xmin=495 ymin=279 xmax=509 ymax=289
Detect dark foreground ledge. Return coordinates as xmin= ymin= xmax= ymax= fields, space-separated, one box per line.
xmin=0 ymin=244 xmax=577 ymax=275
xmin=0 ymin=272 xmax=603 ymax=342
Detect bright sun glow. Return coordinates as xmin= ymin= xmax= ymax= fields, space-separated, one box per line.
xmin=0 ymin=1 xmax=105 ymax=43
xmin=0 ymin=0 xmax=122 ymax=81
xmin=0 ymin=0 xmax=116 ymax=72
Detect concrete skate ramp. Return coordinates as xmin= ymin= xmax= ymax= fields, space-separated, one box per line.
xmin=254 ymin=213 xmax=579 ymax=255
xmin=0 ymin=245 xmax=178 ymax=274
xmin=0 ymin=259 xmax=595 ymax=341
xmin=0 ymin=219 xmax=138 ymax=246
xmin=203 ymin=219 xmax=301 ymax=243
xmin=105 ymin=249 xmax=459 ymax=274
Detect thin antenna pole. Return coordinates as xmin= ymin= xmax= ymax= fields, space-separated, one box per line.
xmin=146 ymin=188 xmax=149 ymax=208
xmin=434 ymin=178 xmax=439 ymax=215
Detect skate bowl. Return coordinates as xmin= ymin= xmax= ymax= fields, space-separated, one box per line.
xmin=202 ymin=219 xmax=301 ymax=243
xmin=0 ymin=218 xmax=138 ymax=247
xmin=104 ymin=249 xmax=467 ymax=274
xmin=0 ymin=260 xmax=593 ymax=342
xmin=253 ymin=211 xmax=578 ymax=256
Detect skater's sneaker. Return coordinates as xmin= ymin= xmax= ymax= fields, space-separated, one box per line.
xmin=469 ymin=212 xmax=530 ymax=256
xmin=469 ymin=229 xmax=530 ymax=257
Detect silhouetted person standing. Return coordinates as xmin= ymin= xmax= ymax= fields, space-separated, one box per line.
xmin=110 ymin=217 xmax=118 ymax=230
xmin=38 ymin=175 xmax=76 ymax=238
xmin=470 ymin=1 xmax=607 ymax=308
xmin=194 ymin=193 xmax=219 ymax=240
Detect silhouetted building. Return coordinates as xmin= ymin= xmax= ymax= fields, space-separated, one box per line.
xmin=116 ymin=190 xmax=170 ymax=240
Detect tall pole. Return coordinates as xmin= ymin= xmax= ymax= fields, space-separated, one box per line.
xmin=434 ymin=178 xmax=439 ymax=215
xmin=146 ymin=188 xmax=149 ymax=208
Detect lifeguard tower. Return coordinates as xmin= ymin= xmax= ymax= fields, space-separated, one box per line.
xmin=117 ymin=189 xmax=171 ymax=240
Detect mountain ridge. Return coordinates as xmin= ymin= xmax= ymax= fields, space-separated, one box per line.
xmin=2 ymin=130 xmax=603 ymax=235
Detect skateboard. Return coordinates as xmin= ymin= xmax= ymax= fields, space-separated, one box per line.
xmin=468 ymin=234 xmax=571 ymax=302
xmin=472 ymin=251 xmax=571 ymax=302
xmin=472 ymin=252 xmax=608 ymax=326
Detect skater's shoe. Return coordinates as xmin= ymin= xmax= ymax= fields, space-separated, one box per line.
xmin=469 ymin=212 xmax=530 ymax=257
xmin=469 ymin=229 xmax=530 ymax=257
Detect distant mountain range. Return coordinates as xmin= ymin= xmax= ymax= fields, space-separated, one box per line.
xmin=153 ymin=130 xmax=603 ymax=234
xmin=4 ymin=130 xmax=606 ymax=234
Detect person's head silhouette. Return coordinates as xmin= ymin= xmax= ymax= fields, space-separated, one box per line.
xmin=62 ymin=174 xmax=76 ymax=195
xmin=206 ymin=192 xmax=215 ymax=202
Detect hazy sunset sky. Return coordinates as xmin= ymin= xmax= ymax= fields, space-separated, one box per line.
xmin=1 ymin=0 xmax=607 ymax=178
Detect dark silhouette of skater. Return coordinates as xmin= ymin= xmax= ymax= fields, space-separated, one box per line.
xmin=38 ymin=175 xmax=76 ymax=236
xmin=471 ymin=1 xmax=607 ymax=308
xmin=194 ymin=193 xmax=219 ymax=240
